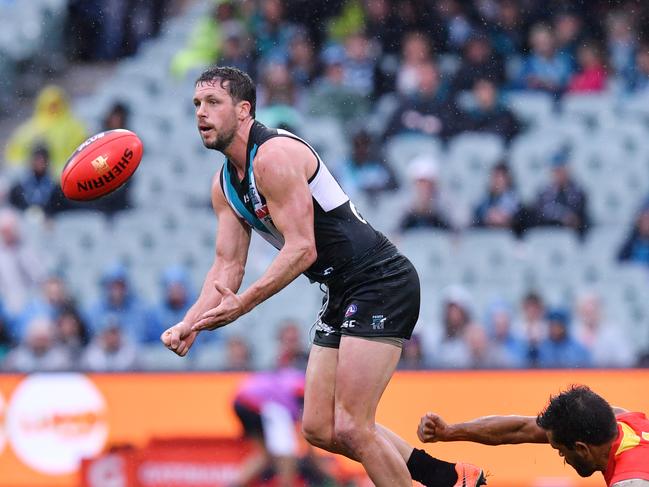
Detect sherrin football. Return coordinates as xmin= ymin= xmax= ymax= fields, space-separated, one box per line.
xmin=61 ymin=129 xmax=143 ymax=201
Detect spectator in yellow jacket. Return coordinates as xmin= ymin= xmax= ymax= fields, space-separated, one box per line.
xmin=5 ymin=85 xmax=87 ymax=176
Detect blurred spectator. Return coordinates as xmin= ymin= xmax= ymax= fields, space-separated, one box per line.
xmin=14 ymin=274 xmax=76 ymax=341
xmin=3 ymin=317 xmax=71 ymax=372
xmin=398 ymin=155 xmax=452 ymax=233
xmin=337 ymin=129 xmax=398 ymax=202
xmin=384 ymin=61 xmax=457 ymax=139
xmin=516 ymin=291 xmax=548 ymax=367
xmin=276 ymin=319 xmax=309 ymax=369
xmin=223 ymin=335 xmax=253 ymax=372
xmin=170 ymin=1 xmax=242 ymax=78
xmin=485 ymin=301 xmax=527 ymax=368
xmin=618 ymin=206 xmax=649 ymax=266
xmin=464 ymin=324 xmax=505 ymax=369
xmin=514 ymin=24 xmax=573 ymax=95
xmin=103 ymin=101 xmax=130 ymax=130
xmin=87 ymin=263 xmax=148 ymax=343
xmin=9 ymin=145 xmax=66 ymax=217
xmin=256 ymin=62 xmax=303 ymax=131
xmin=537 ymin=308 xmax=591 ymax=368
xmin=81 ymin=317 xmax=138 ymax=371
xmin=425 ymin=285 xmax=473 ymax=369
xmin=398 ymin=334 xmax=425 ymax=370
xmin=473 ymin=162 xmax=522 ymax=230
xmin=218 ymin=28 xmax=254 ymax=75
xmin=396 ymin=31 xmax=434 ymax=96
xmin=0 ymin=209 xmax=44 ymax=317
xmin=362 ymin=0 xmax=402 ymax=54
xmin=489 ymin=0 xmax=525 ymax=59
xmin=232 ymin=367 xmax=306 ymax=486
xmin=553 ymin=11 xmax=585 ymax=64
xmin=253 ymin=0 xmax=298 ymax=64
xmin=287 ymin=31 xmax=320 ymax=88
xmin=341 ymin=31 xmax=378 ymax=97
xmin=5 ymin=85 xmax=87 ymax=176
xmin=533 ymin=148 xmax=590 ymax=237
xmin=144 ymin=266 xmax=194 ymax=343
xmin=574 ymin=292 xmax=636 ymax=368
xmin=606 ymin=11 xmax=637 ymax=83
xmin=451 ymin=33 xmax=505 ymax=94
xmin=56 ymin=306 xmax=90 ymax=361
xmin=433 ymin=0 xmax=474 ymax=52
xmin=567 ymin=43 xmax=608 ymax=93
xmin=628 ymin=43 xmax=649 ymax=93
xmin=457 ymin=78 xmax=520 ymax=141
xmin=308 ymin=46 xmax=370 ymax=121
xmin=67 ymin=0 xmax=169 ymax=60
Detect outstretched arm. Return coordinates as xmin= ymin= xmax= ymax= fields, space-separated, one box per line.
xmin=161 ymin=173 xmax=251 ymax=355
xmin=417 ymin=412 xmax=549 ymax=446
xmin=192 ymin=138 xmax=317 ymax=332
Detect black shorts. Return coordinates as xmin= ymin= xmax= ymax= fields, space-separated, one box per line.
xmin=313 ymin=243 xmax=420 ymax=348
xmin=233 ymin=401 xmax=264 ymax=439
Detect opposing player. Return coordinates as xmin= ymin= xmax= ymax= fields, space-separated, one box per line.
xmin=160 ymin=66 xmax=485 ymax=487
xmin=417 ymin=385 xmax=649 ymax=487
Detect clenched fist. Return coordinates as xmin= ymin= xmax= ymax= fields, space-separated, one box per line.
xmin=161 ymin=321 xmax=197 ymax=357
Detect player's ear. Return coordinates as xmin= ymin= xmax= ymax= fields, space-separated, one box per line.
xmin=573 ymin=441 xmax=590 ymax=458
xmin=237 ymin=100 xmax=251 ymax=120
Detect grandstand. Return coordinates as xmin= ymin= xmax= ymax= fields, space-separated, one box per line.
xmin=1 ymin=1 xmax=649 ymax=369
xmin=3 ymin=1 xmax=649 ymax=487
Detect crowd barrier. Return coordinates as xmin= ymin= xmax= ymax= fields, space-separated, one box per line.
xmin=0 ymin=369 xmax=647 ymax=486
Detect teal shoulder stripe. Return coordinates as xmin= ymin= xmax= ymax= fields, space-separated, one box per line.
xmin=223 ymin=162 xmax=269 ymax=234
xmin=248 ymin=144 xmax=258 ymax=180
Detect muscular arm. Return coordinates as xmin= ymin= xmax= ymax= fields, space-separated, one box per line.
xmin=183 ymin=175 xmax=251 ymax=326
xmin=161 ymin=173 xmax=250 ymax=355
xmin=238 ymin=139 xmax=317 ymax=311
xmin=418 ymin=413 xmax=549 ymax=446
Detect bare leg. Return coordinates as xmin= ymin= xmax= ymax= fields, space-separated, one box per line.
xmin=302 ymin=344 xmax=413 ymax=462
xmin=332 ymin=336 xmax=411 ymax=486
xmin=273 ymin=456 xmax=298 ymax=487
xmin=235 ymin=438 xmax=270 ymax=487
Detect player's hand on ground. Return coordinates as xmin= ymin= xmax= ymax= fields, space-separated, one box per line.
xmin=417 ymin=412 xmax=450 ymax=443
xmin=161 ymin=321 xmax=197 ymax=357
xmin=192 ymin=281 xmax=247 ymax=332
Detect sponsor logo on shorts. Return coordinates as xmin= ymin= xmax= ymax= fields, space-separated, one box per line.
xmin=315 ymin=320 xmax=335 ymax=336
xmin=344 ymin=304 xmax=357 ymax=318
xmin=76 ymin=147 xmax=134 ymax=193
xmin=371 ymin=315 xmax=386 ymax=330
xmin=342 ymin=319 xmax=356 ymax=329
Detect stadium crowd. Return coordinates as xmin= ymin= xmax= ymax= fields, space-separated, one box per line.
xmin=1 ymin=0 xmax=649 ymax=371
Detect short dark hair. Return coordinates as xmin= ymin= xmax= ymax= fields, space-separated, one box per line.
xmin=195 ymin=66 xmax=256 ymax=117
xmin=536 ymin=385 xmax=618 ymax=448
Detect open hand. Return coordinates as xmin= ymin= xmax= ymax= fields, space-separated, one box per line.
xmin=160 ymin=321 xmax=197 ymax=357
xmin=191 ymin=281 xmax=247 ymax=332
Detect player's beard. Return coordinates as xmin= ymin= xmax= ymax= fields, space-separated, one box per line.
xmin=203 ymin=122 xmax=236 ymax=152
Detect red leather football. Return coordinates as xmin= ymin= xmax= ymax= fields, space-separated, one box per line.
xmin=61 ymin=129 xmax=143 ymax=201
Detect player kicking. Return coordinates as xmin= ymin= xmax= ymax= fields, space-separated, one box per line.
xmin=418 ymin=385 xmax=649 ymax=487
xmin=161 ymin=66 xmax=485 ymax=487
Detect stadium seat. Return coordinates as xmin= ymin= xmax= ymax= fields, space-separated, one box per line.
xmin=139 ymin=343 xmax=191 ymax=371
xmin=504 ymin=91 xmax=555 ymax=126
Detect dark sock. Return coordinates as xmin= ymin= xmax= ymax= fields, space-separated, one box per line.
xmin=406 ymin=448 xmax=458 ymax=487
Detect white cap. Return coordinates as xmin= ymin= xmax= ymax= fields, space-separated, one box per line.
xmin=408 ymin=155 xmax=439 ymax=182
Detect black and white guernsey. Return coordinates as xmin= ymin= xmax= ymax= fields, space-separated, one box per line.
xmin=219 ymin=121 xmax=386 ymax=283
